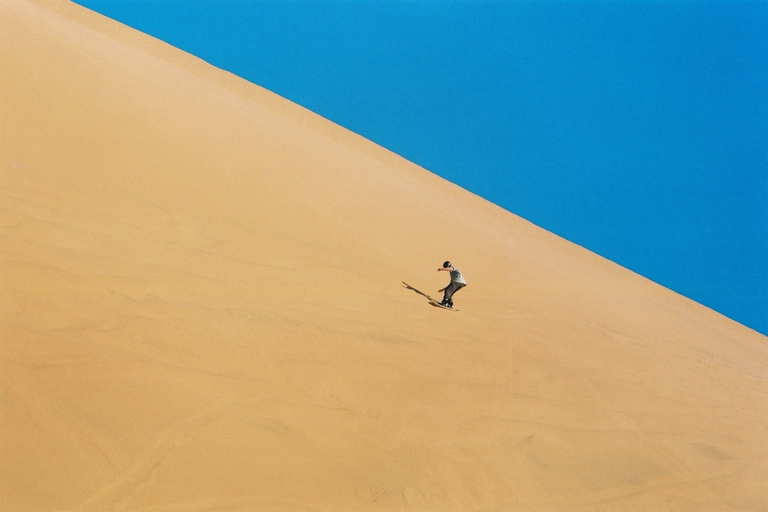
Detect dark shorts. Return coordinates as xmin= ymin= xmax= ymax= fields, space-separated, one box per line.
xmin=442 ymin=282 xmax=466 ymax=304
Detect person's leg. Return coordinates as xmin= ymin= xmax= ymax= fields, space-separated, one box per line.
xmin=449 ymin=283 xmax=465 ymax=306
xmin=441 ymin=283 xmax=456 ymax=305
xmin=442 ymin=283 xmax=465 ymax=306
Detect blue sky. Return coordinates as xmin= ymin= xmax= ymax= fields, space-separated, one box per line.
xmin=72 ymin=0 xmax=767 ymax=336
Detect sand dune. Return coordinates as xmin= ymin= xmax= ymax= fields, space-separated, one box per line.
xmin=1 ymin=0 xmax=767 ymax=510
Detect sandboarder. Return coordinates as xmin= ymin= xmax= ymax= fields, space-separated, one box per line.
xmin=437 ymin=261 xmax=466 ymax=308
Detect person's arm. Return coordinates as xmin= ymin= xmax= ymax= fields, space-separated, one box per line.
xmin=437 ymin=266 xmax=450 ymax=292
xmin=437 ymin=266 xmax=451 ymax=292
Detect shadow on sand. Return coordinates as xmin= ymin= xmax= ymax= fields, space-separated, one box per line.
xmin=402 ymin=281 xmax=456 ymax=311
xmin=402 ymin=281 xmax=435 ymax=302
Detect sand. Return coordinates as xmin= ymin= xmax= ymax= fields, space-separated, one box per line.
xmin=1 ymin=0 xmax=767 ymax=510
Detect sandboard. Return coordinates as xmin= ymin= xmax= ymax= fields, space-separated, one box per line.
xmin=402 ymin=282 xmax=459 ymax=311
xmin=428 ymin=299 xmax=459 ymax=312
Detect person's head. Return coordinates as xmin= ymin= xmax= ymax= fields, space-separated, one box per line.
xmin=442 ymin=261 xmax=452 ymax=269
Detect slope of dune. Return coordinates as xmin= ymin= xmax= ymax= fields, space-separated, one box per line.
xmin=1 ymin=1 xmax=767 ymax=510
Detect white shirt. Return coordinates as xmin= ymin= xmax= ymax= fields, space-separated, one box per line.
xmin=450 ymin=268 xmax=467 ymax=284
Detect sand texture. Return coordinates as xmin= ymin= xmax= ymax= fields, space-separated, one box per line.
xmin=2 ymin=1 xmax=767 ymax=510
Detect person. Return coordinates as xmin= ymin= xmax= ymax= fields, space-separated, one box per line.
xmin=437 ymin=261 xmax=467 ymax=308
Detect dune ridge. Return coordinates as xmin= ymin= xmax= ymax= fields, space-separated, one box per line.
xmin=2 ymin=0 xmax=767 ymax=510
